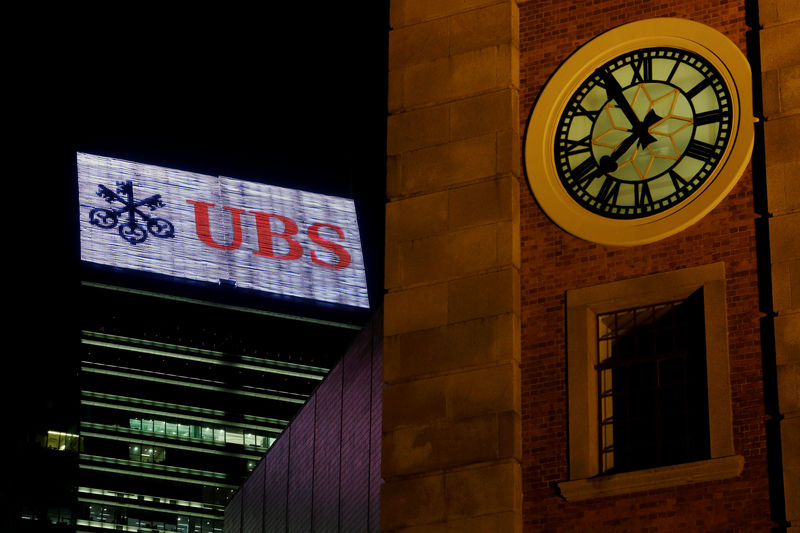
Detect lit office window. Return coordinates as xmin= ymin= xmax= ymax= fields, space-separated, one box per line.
xmin=129 ymin=444 xmax=166 ymax=464
xmin=46 ymin=430 xmax=82 ymax=452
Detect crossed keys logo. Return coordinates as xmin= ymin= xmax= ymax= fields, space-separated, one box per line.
xmin=88 ymin=180 xmax=175 ymax=245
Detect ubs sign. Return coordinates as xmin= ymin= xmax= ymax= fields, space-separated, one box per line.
xmin=77 ymin=152 xmax=369 ymax=309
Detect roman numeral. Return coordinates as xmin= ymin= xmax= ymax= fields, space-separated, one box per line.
xmin=631 ymin=56 xmax=652 ymax=84
xmin=666 ymin=59 xmax=680 ymax=84
xmin=669 ymin=169 xmax=689 ymax=191
xmin=597 ymin=177 xmax=620 ymax=206
xmin=574 ymin=104 xmax=600 ymax=121
xmin=571 ymin=157 xmax=602 ymax=186
xmin=634 ymin=181 xmax=653 ymax=207
xmin=684 ymin=138 xmax=716 ymax=161
xmin=686 ymin=77 xmax=712 ymax=99
xmin=564 ymin=135 xmax=592 ymax=155
xmin=694 ymin=109 xmax=724 ymax=126
xmin=593 ymin=70 xmax=607 ymax=89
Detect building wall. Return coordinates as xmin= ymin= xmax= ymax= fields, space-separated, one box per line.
xmin=382 ymin=0 xmax=793 ymax=532
xmin=518 ymin=0 xmax=779 ymax=530
xmin=758 ymin=0 xmax=800 ymax=527
xmin=383 ymin=1 xmax=523 ymax=531
xmin=224 ymin=309 xmax=383 ymax=533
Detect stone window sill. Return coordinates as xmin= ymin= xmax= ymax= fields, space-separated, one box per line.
xmin=555 ymin=455 xmax=744 ymax=501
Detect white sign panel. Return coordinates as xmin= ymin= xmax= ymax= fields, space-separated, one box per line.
xmin=77 ymin=152 xmax=369 ymax=308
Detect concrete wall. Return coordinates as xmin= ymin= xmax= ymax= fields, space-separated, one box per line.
xmin=759 ymin=0 xmax=800 ymax=527
xmin=224 ymin=310 xmax=382 ymax=533
xmin=383 ymin=1 xmax=523 ymax=531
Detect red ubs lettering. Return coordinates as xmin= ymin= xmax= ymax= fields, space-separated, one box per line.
xmin=186 ymin=200 xmax=351 ymax=269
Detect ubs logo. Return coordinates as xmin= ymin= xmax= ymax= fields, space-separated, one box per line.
xmin=88 ymin=180 xmax=352 ymax=270
xmin=88 ymin=180 xmax=175 ymax=245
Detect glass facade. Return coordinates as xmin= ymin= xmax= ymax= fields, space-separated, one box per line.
xmin=66 ymin=282 xmax=359 ymax=532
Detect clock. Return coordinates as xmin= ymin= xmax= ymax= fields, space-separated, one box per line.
xmin=524 ymin=18 xmax=754 ymax=246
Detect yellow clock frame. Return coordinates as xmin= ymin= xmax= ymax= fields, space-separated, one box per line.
xmin=524 ymin=18 xmax=754 ymax=246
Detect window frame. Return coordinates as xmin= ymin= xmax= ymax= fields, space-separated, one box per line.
xmin=558 ymin=262 xmax=742 ymax=500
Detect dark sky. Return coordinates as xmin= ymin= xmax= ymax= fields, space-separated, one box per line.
xmin=15 ymin=6 xmax=388 ymax=320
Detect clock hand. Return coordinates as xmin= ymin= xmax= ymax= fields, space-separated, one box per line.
xmin=598 ymin=69 xmax=660 ymax=148
xmin=599 ymin=131 xmax=639 ymax=173
xmin=597 ymin=108 xmax=663 ymax=174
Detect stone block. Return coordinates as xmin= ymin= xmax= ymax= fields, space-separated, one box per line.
xmin=388 ymin=69 xmax=405 ymax=114
xmin=497 ymin=127 xmax=522 ymax=177
xmin=382 ymin=413 xmax=507 ymax=476
xmin=389 ymin=17 xmax=450 ymax=71
xmin=384 ymin=313 xmax=520 ymax=382
xmin=387 ymin=154 xmax=404 ymax=199
xmin=450 ymin=90 xmax=518 ymax=142
xmin=380 ymin=473 xmax=446 ymax=530
xmin=498 ymin=218 xmax=521 ymax=271
xmin=384 ymin=283 xmax=449 ymax=336
xmin=770 ymin=212 xmax=800 ymax=263
xmin=390 ymin=222 xmax=501 ymax=288
xmin=443 ymin=512 xmax=521 ymax=533
xmin=447 ymin=266 xmax=520 ymax=323
xmin=760 ymin=20 xmax=800 ymax=71
xmin=764 ymin=113 xmax=800 ymax=169
xmin=776 ymin=312 xmax=800 ymax=365
xmin=450 ymin=1 xmax=519 ymax=55
xmin=778 ymin=361 xmax=800 ymax=413
xmin=766 ymin=155 xmax=800 ymax=215
xmin=760 ymin=0 xmax=800 ymax=26
xmin=402 ymin=55 xmax=455 ymax=110
xmin=782 ymin=415 xmax=800 ymax=520
xmin=399 ymin=133 xmax=499 ymax=195
xmin=384 ymin=375 xmax=448 ymax=431
xmin=390 ymin=0 xmax=506 ymax=28
xmin=387 ymin=104 xmax=450 ymax=155
xmin=445 ymin=362 xmax=520 ymax=419
xmin=772 ymin=259 xmax=800 ymax=312
xmin=444 ymin=460 xmax=521 ymax=518
xmin=386 ymin=192 xmax=449 ymax=243
xmin=402 ymin=45 xmax=517 ymax=109
xmin=782 ymin=65 xmax=800 ymax=114
xmin=448 ymin=175 xmax=517 ymax=230
xmin=762 ymin=69 xmax=781 ymax=119
xmin=389 ymin=523 xmax=448 ymax=533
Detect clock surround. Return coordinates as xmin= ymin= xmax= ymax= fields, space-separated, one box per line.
xmin=523 ymin=18 xmax=754 ymax=246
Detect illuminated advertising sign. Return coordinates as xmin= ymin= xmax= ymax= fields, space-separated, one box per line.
xmin=77 ymin=153 xmax=369 ymax=308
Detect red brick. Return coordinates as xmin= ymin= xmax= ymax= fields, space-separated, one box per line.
xmin=519 ymin=0 xmax=773 ymax=530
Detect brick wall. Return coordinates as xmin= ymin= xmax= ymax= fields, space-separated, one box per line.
xmin=519 ymin=0 xmax=776 ymax=530
xmin=223 ymin=309 xmax=382 ymax=533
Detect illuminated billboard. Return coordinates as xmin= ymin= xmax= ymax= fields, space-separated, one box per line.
xmin=77 ymin=152 xmax=369 ymax=309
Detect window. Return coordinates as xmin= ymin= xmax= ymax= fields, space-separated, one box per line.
xmin=596 ymin=294 xmax=710 ymax=474
xmin=129 ymin=444 xmax=166 ymax=463
xmin=559 ymin=263 xmax=743 ymax=500
xmin=128 ymin=416 xmax=272 ymax=448
xmin=45 ymin=430 xmax=82 ymax=452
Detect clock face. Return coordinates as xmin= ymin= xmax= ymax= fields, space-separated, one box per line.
xmin=555 ymin=47 xmax=733 ymax=219
xmin=523 ymin=18 xmax=754 ymax=246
